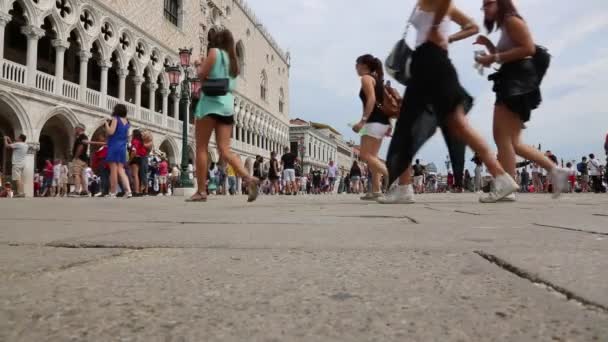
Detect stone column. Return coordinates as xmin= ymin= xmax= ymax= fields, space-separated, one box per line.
xmin=23 ymin=142 xmax=40 ymax=197
xmin=172 ymin=93 xmax=180 ymax=119
xmin=21 ymin=25 xmax=45 ymax=86
xmin=0 ymin=12 xmax=11 ymax=59
xmin=148 ymin=82 xmax=158 ymax=112
xmin=133 ymin=76 xmax=144 ymax=108
xmin=117 ymin=68 xmax=128 ymax=101
xmin=78 ymin=51 xmax=92 ymax=101
xmin=51 ymin=39 xmax=69 ymax=95
xmin=161 ymin=88 xmax=169 ymax=116
xmin=99 ymin=60 xmax=112 ymax=106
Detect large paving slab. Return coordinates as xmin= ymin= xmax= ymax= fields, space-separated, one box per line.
xmin=1 ymin=249 xmax=607 ymax=341
xmin=0 ymin=193 xmax=607 ymax=341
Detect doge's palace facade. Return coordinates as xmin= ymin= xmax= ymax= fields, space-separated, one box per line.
xmin=0 ymin=0 xmax=291 ymax=196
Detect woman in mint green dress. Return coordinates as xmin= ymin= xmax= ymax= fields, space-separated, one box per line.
xmin=188 ymin=29 xmax=259 ymax=202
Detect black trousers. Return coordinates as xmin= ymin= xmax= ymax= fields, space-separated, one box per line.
xmin=591 ymin=176 xmax=603 ymax=193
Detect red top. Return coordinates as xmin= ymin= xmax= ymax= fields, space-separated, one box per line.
xmin=44 ymin=162 xmax=53 ymax=178
xmin=131 ymin=138 xmax=148 ymax=157
xmin=92 ymin=146 xmax=108 ymax=171
xmin=159 ymin=160 xmax=169 ymax=176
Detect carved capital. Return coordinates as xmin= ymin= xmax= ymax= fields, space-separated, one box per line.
xmin=0 ymin=12 xmax=13 ymax=26
xmin=133 ymin=76 xmax=145 ymax=86
xmin=27 ymin=142 xmax=40 ymax=154
xmin=78 ymin=50 xmax=93 ymax=62
xmin=98 ymin=59 xmax=113 ymax=69
xmin=21 ymin=25 xmax=45 ymax=40
xmin=117 ymin=68 xmax=129 ymax=78
xmin=51 ymin=39 xmax=70 ymax=51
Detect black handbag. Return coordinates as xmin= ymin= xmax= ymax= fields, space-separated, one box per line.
xmin=385 ymin=6 xmax=417 ymax=86
xmin=201 ymin=50 xmax=230 ymax=96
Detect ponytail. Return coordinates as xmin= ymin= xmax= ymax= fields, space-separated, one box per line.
xmin=356 ymin=54 xmax=384 ymax=81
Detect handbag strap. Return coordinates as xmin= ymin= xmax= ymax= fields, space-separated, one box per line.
xmin=219 ymin=49 xmax=229 ymax=78
xmin=402 ymin=5 xmax=418 ymax=39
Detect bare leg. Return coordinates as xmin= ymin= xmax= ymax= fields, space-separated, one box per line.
xmin=215 ymin=123 xmax=254 ymax=181
xmin=109 ymin=163 xmax=119 ymax=194
xmin=360 ymin=136 xmax=388 ymax=193
xmin=117 ymin=164 xmax=132 ymax=194
xmin=131 ymin=164 xmax=140 ymax=193
xmin=194 ymin=117 xmax=214 ymax=196
xmin=447 ymin=106 xmax=506 ymax=177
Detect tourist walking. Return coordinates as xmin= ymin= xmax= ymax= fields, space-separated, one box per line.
xmin=268 ymin=151 xmax=280 ymax=194
xmin=413 ymin=159 xmax=425 ymax=194
xmin=69 ymin=124 xmax=90 ymax=197
xmin=129 ymin=129 xmax=147 ymax=196
xmin=475 ymin=0 xmax=568 ymax=200
xmin=351 ymin=54 xmax=391 ymax=201
xmin=588 ymin=153 xmax=602 ymax=193
xmin=281 ymin=147 xmax=297 ymax=195
xmin=3 ymin=134 xmax=27 ymax=197
xmin=349 ymin=161 xmax=362 ymax=194
xmin=327 ymin=160 xmax=338 ymax=193
xmin=104 ymin=104 xmax=132 ymax=198
xmin=383 ymin=0 xmax=517 ymax=204
xmin=189 ymin=29 xmax=258 ymax=202
xmin=158 ymin=157 xmax=169 ymax=196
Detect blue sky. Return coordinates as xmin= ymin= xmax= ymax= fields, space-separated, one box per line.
xmin=249 ymin=0 xmax=608 ymax=171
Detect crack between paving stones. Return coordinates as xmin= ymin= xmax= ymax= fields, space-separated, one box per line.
xmin=454 ymin=210 xmax=481 ymax=216
xmin=0 ymin=217 xmax=308 ymax=226
xmin=475 ymin=251 xmax=608 ymax=314
xmin=592 ymin=214 xmax=608 ymax=217
xmin=322 ymin=215 xmax=419 ymax=224
xmin=533 ymin=223 xmax=608 ymax=236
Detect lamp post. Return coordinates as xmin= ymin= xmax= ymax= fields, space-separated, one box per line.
xmin=166 ymin=48 xmax=201 ymax=191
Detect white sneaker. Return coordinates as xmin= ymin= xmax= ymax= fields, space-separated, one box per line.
xmin=126 ymin=192 xmax=133 ymax=198
xmin=550 ymin=167 xmax=569 ymax=199
xmin=377 ymin=184 xmax=415 ymax=204
xmin=479 ymin=174 xmax=519 ymax=203
xmin=498 ymin=192 xmax=516 ymax=202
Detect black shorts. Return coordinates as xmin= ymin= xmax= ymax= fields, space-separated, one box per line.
xmin=129 ymin=156 xmax=141 ymax=165
xmin=206 ymin=114 xmax=235 ymax=125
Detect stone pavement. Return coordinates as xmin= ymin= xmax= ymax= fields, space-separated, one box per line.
xmin=0 ymin=193 xmax=607 ymax=341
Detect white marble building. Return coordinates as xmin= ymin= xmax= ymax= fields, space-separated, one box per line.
xmin=0 ymin=0 xmax=290 ymax=196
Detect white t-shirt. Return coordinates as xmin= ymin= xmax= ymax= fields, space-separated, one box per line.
xmin=9 ymin=142 xmax=28 ymax=167
xmin=328 ymin=165 xmax=337 ymax=178
xmin=588 ymin=159 xmax=601 ymax=176
xmin=53 ymin=164 xmax=62 ymax=179
xmin=60 ymin=165 xmax=69 ymax=179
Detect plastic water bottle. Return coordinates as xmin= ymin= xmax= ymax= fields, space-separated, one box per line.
xmin=474 ymin=50 xmax=485 ymax=76
xmin=348 ymin=122 xmax=368 ymax=136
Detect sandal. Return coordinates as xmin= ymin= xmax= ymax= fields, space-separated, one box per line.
xmin=186 ymin=192 xmax=207 ymax=202
xmin=247 ymin=178 xmax=259 ymax=203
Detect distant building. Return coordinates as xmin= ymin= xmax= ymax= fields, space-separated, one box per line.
xmin=289 ymin=118 xmax=353 ymax=174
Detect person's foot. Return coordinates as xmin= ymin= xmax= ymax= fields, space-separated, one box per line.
xmin=186 ymin=192 xmax=207 ymax=202
xmin=13 ymin=193 xmax=26 ymax=198
xmin=247 ymin=178 xmax=259 ymax=203
xmin=79 ymin=191 xmax=89 ymax=197
xmin=479 ymin=174 xmax=519 ymax=203
xmin=125 ymin=192 xmax=133 ymax=199
xmin=550 ymin=167 xmax=569 ymax=199
xmin=498 ymin=192 xmax=516 ymax=202
xmin=377 ymin=184 xmax=415 ymax=204
xmin=360 ymin=192 xmax=382 ymax=201
xmin=67 ymin=192 xmax=79 ymax=197
xmin=106 ymin=193 xmax=117 ymax=199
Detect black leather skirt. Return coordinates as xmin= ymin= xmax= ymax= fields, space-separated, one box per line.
xmin=490 ymin=59 xmax=541 ymax=123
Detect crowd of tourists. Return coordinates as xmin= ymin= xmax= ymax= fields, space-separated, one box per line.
xmin=2 ymin=0 xmax=608 ymax=204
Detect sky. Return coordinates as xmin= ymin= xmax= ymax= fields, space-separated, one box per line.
xmin=248 ymin=0 xmax=608 ymax=171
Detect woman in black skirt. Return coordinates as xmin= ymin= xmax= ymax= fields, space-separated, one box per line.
xmin=475 ymin=0 xmax=569 ymax=200
xmin=383 ymin=0 xmax=518 ymax=204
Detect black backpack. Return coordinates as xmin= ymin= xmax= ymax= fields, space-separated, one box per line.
xmin=532 ymin=45 xmax=551 ymax=85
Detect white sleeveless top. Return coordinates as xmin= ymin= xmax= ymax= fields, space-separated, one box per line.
xmin=411 ymin=8 xmax=451 ymax=48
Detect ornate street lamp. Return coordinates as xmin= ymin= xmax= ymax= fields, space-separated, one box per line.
xmin=165 ymin=47 xmax=198 ymax=190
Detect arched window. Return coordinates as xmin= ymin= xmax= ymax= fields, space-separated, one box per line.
xmin=164 ymin=0 xmax=180 ymax=26
xmin=260 ymin=70 xmax=268 ymax=101
xmin=279 ymin=87 xmax=285 ymax=114
xmin=236 ymin=41 xmax=245 ymax=75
